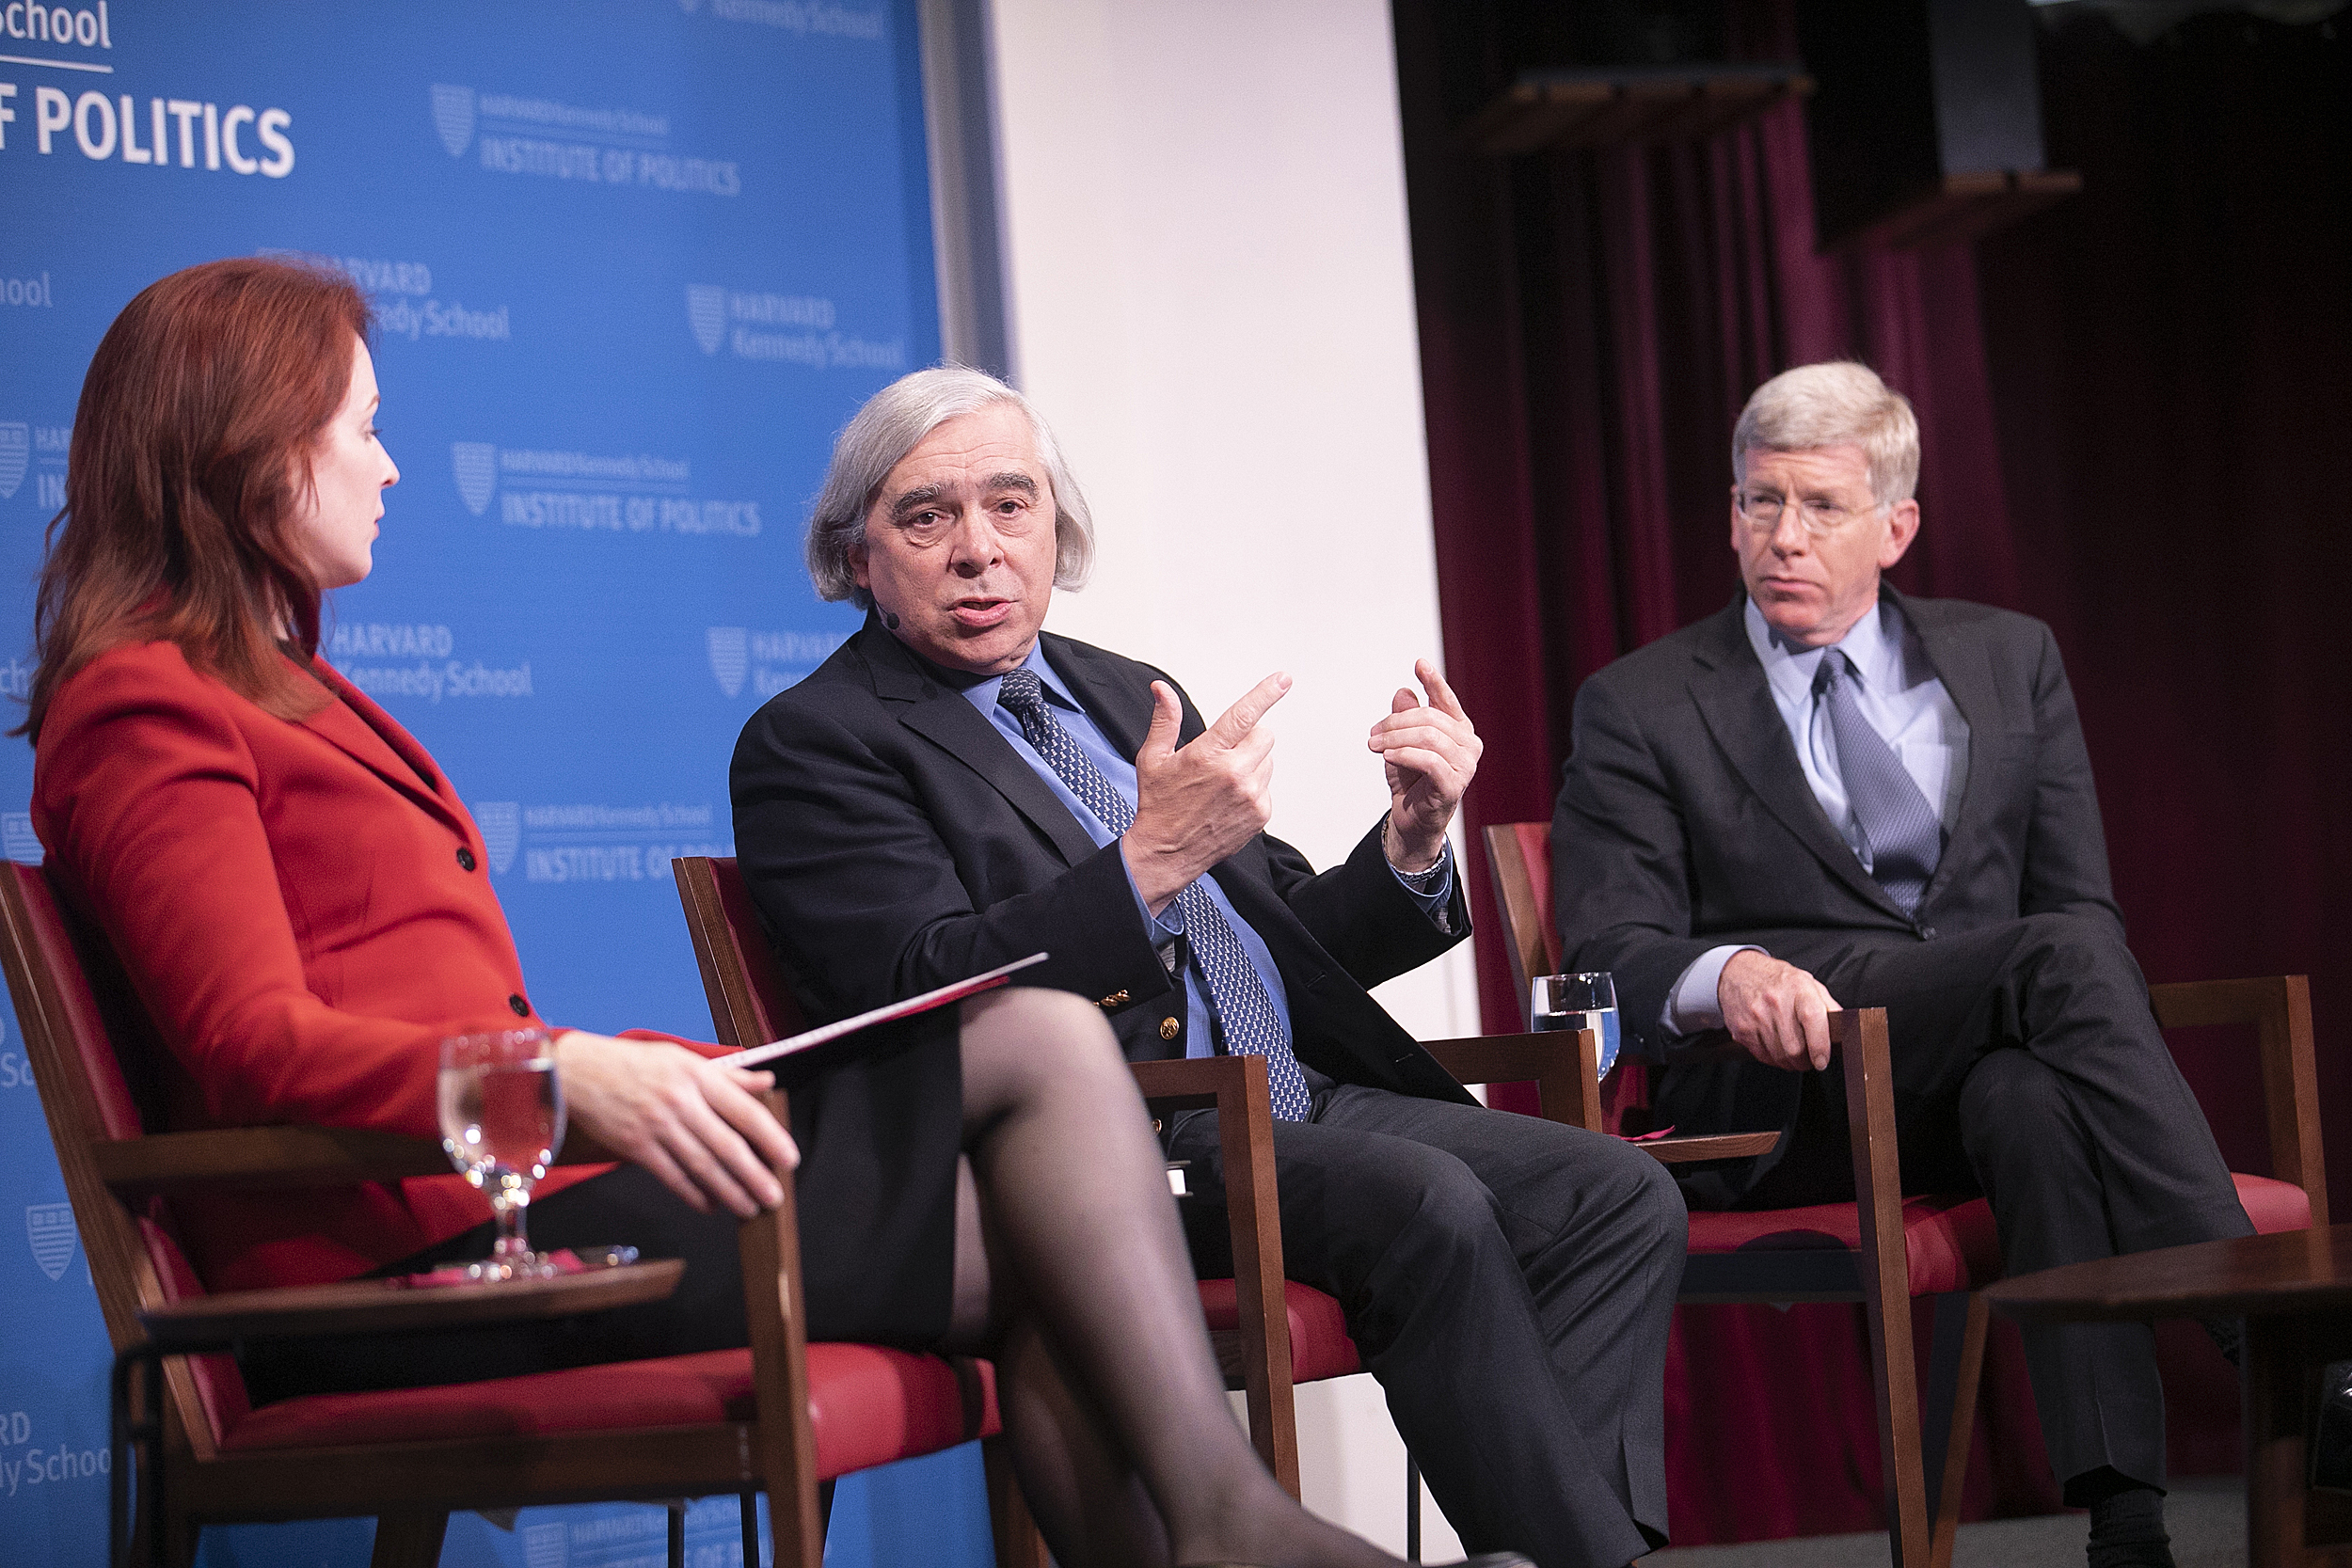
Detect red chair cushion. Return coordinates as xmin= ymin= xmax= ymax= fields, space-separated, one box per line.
xmin=1196 ymin=1280 xmax=1360 ymax=1383
xmin=1685 ymin=1172 xmax=2312 ymax=1298
xmin=2236 ymin=1172 xmax=2311 ymax=1235
xmin=222 ymin=1344 xmax=1000 ymax=1481
xmin=1687 ymin=1195 xmax=2003 ymax=1296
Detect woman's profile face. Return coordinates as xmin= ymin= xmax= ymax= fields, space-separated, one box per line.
xmin=292 ymin=338 xmax=399 ymax=591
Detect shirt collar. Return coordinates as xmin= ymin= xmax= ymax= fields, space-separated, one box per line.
xmin=959 ymin=640 xmax=1079 ymax=718
xmin=1744 ymin=594 xmax=1899 ymax=708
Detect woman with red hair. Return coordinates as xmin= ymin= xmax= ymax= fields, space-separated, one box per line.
xmin=25 ymin=259 xmax=1512 ymax=1568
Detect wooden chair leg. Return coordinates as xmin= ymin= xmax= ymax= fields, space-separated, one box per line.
xmin=1921 ymin=1291 xmax=1990 ymax=1568
xmin=983 ymin=1432 xmax=1051 ymax=1568
xmin=667 ymin=1501 xmax=686 ymax=1568
xmin=369 ymin=1510 xmax=450 ymax=1568
xmin=1838 ymin=1008 xmax=1932 ymax=1565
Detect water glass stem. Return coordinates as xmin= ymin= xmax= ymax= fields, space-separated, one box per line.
xmin=489 ymin=1185 xmax=532 ymax=1269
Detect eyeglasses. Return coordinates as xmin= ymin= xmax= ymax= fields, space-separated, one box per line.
xmin=1731 ymin=485 xmax=1883 ymax=537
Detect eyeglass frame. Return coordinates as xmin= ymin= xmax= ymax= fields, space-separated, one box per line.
xmin=1728 ymin=482 xmax=1891 ymax=538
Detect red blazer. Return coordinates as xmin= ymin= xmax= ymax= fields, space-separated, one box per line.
xmin=32 ymin=640 xmax=702 ymax=1290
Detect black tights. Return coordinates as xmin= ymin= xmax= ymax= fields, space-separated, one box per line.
xmin=944 ymin=988 xmax=1403 ymax=1568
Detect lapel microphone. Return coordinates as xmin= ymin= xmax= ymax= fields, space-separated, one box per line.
xmin=882 ymin=610 xmax=901 ymax=629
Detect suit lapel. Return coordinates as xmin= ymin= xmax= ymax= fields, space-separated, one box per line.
xmin=1688 ymin=598 xmax=1907 ymax=917
xmin=1042 ymin=635 xmax=1162 ymax=757
xmin=1895 ymin=589 xmax=2003 ymax=894
xmin=863 ymin=623 xmax=1101 ymax=867
xmin=302 ymin=660 xmax=469 ymax=833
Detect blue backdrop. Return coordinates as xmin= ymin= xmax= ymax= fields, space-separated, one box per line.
xmin=0 ymin=3 xmax=993 ymax=1562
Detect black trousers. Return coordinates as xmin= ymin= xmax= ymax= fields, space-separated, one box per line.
xmin=1168 ymin=1081 xmax=1687 ymax=1568
xmin=1659 ymin=910 xmax=2252 ymax=1496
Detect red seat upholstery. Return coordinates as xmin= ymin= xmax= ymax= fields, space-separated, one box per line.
xmin=1686 ymin=1173 xmax=2311 ymax=1297
xmin=2233 ymin=1172 xmax=2312 ymax=1236
xmin=1687 ymin=1197 xmax=2002 ymax=1298
xmin=222 ymin=1345 xmax=1003 ymax=1483
xmin=1197 ymin=1280 xmax=1361 ymax=1384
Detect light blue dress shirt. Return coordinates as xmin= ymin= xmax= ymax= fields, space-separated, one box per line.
xmin=961 ymin=642 xmax=1454 ymax=1062
xmin=1661 ymin=597 xmax=1970 ymax=1036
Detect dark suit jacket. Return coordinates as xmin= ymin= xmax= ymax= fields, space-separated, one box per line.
xmin=730 ymin=616 xmax=1477 ymax=1108
xmin=1551 ymin=588 xmax=2123 ymax=1171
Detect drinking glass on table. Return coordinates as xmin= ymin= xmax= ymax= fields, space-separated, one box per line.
xmin=1532 ymin=972 xmax=1620 ymax=1080
xmin=438 ymin=1027 xmax=566 ymax=1280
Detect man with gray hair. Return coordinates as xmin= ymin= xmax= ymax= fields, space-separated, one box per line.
xmin=1553 ymin=361 xmax=2250 ymax=1567
xmin=735 ymin=365 xmax=1686 ymax=1568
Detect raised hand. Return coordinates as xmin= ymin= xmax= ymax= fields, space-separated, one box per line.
xmin=1717 ymin=950 xmax=1841 ymax=1071
xmin=1124 ymin=672 xmax=1291 ymax=914
xmin=1367 ymin=658 xmax=1482 ymax=872
xmin=551 ymin=1031 xmax=800 ymax=1216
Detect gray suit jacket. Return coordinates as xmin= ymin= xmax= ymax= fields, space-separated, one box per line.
xmin=1552 ymin=586 xmax=2123 ymax=1069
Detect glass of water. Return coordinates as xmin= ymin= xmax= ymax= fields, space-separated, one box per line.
xmin=1532 ymin=972 xmax=1620 ymax=1080
xmin=438 ymin=1027 xmax=566 ymax=1280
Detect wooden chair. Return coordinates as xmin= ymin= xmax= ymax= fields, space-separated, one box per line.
xmin=671 ymin=853 xmax=1664 ymax=1523
xmin=0 ymin=862 xmax=1042 ymax=1568
xmin=1483 ymin=819 xmax=2327 ymax=1568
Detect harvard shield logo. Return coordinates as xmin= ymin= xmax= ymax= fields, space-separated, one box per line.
xmin=26 ymin=1203 xmax=76 ymax=1282
xmin=451 ymin=443 xmax=498 ymax=516
xmin=0 ymin=423 xmax=27 ymax=500
xmin=430 ymin=85 xmax=476 ymax=158
xmin=686 ymin=285 xmax=726 ymax=356
xmin=707 ymin=627 xmax=748 ymax=698
xmin=472 ymin=801 xmax=520 ymax=875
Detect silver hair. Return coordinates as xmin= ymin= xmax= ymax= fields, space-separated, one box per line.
xmin=1731 ymin=361 xmax=1921 ymax=506
xmin=804 ymin=364 xmax=1095 ymax=608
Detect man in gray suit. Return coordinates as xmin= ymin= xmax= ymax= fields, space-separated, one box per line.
xmin=1552 ymin=362 xmax=2249 ymax=1568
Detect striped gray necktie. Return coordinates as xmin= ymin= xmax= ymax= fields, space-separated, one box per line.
xmin=996 ymin=667 xmax=1313 ymax=1119
xmin=1814 ymin=652 xmax=1943 ymax=914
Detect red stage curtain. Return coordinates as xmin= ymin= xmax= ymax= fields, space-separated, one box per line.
xmin=1392 ymin=0 xmax=2347 ymax=1544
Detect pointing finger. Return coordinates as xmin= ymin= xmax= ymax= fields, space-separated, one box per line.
xmin=1416 ymin=658 xmax=1470 ymax=721
xmin=1208 ymin=672 xmax=1292 ymax=746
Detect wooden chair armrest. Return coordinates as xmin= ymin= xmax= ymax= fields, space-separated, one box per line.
xmin=90 ymin=1125 xmax=630 ymax=1197
xmin=136 ymin=1259 xmax=686 ymax=1349
xmin=1126 ymin=1054 xmax=1299 ymax=1494
xmin=2150 ymin=974 xmax=2325 ymax=1226
xmin=91 ymin=1127 xmax=453 ymax=1196
xmin=1419 ymin=1032 xmax=1601 ymax=1132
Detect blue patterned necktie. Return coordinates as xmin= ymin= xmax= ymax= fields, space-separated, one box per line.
xmin=1814 ymin=652 xmax=1944 ymax=914
xmin=996 ymin=668 xmax=1314 ymax=1120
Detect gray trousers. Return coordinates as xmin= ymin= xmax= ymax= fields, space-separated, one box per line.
xmin=1168 ymin=1081 xmax=1686 ymax=1568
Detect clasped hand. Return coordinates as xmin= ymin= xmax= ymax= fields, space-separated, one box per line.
xmin=1717 ymin=949 xmax=1843 ymax=1071
xmin=552 ymin=1030 xmax=801 ymax=1218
